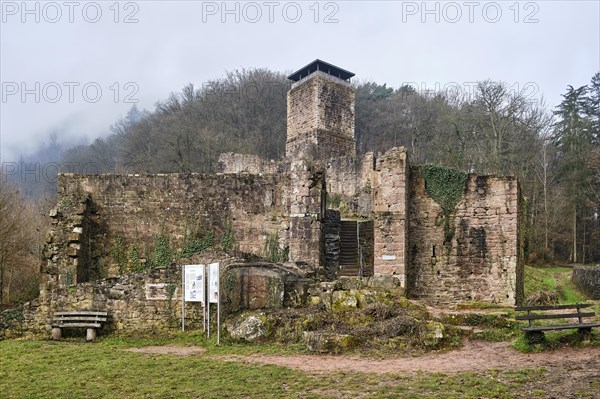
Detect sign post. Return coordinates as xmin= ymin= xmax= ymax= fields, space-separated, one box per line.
xmin=183 ymin=264 xmax=206 ymax=332
xmin=181 ymin=265 xmax=185 ymax=331
xmin=209 ymin=262 xmax=220 ymax=345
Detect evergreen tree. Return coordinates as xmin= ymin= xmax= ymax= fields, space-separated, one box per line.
xmin=584 ymin=73 xmax=600 ymax=144
xmin=552 ymin=85 xmax=592 ymax=262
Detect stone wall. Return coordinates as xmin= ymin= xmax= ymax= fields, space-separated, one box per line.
xmin=46 ymin=173 xmax=290 ymax=288
xmin=3 ymin=249 xmax=324 ymax=338
xmin=371 ymin=147 xmax=409 ymax=285
xmin=11 ymin=264 xmax=199 ymax=338
xmin=325 ymin=156 xmax=361 ymax=198
xmin=40 ymin=157 xmax=523 ymax=314
xmin=572 ymin=265 xmax=600 ymax=299
xmin=217 ymin=152 xmax=284 ymax=175
xmin=44 ymin=194 xmax=95 ymax=287
xmin=287 ymin=160 xmax=326 ymax=268
xmin=325 ymin=152 xmax=374 ymax=216
xmin=7 ymin=257 xmax=315 ymax=338
xmin=407 ymin=169 xmax=522 ymax=306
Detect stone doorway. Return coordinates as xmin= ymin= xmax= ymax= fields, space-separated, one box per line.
xmin=339 ymin=220 xmax=374 ymax=277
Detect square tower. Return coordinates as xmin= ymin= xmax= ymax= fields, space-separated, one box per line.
xmin=286 ymin=60 xmax=356 ymax=159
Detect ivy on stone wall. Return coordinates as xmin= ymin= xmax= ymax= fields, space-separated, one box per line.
xmin=221 ymin=225 xmax=234 ymax=252
xmin=179 ymin=231 xmax=214 ymax=259
xmin=420 ymin=164 xmax=468 ymax=245
xmin=420 ymin=164 xmax=468 ymax=214
xmin=90 ymin=259 xmax=105 ymax=281
xmin=153 ymin=235 xmax=173 ymax=268
xmin=142 ymin=243 xmax=153 ymax=269
xmin=326 ymin=193 xmax=352 ymax=217
xmin=327 ymin=193 xmax=342 ymax=208
xmin=128 ymin=244 xmax=143 ymax=272
xmin=111 ymin=236 xmax=128 ymax=275
xmin=65 ymin=269 xmax=74 ymax=287
xmin=178 ymin=213 xmax=217 ymax=258
xmin=264 ymin=231 xmax=287 ymax=263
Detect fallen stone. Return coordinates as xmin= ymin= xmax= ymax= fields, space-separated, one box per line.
xmin=49 ymin=209 xmax=61 ymax=218
xmin=303 ymin=331 xmax=357 ymax=353
xmin=227 ymin=313 xmax=269 ymax=342
xmin=422 ymin=321 xmax=445 ymax=346
xmin=332 ymin=290 xmax=358 ymax=310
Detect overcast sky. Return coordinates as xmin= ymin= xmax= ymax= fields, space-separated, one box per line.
xmin=1 ymin=0 xmax=599 ymax=162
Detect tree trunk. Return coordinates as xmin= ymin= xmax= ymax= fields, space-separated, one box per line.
xmin=543 ymin=147 xmax=549 ymax=252
xmin=5 ymin=268 xmax=10 ymax=303
xmin=573 ymin=206 xmax=577 ymax=263
xmin=582 ymin=212 xmax=586 ymax=265
xmin=0 ymin=262 xmax=3 ymax=304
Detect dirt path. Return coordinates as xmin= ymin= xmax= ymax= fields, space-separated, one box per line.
xmin=218 ymin=340 xmax=600 ymax=374
xmin=127 ymin=345 xmax=206 ymax=356
xmin=127 ymin=340 xmax=600 ymax=375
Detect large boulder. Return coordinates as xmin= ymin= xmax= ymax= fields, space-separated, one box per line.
xmin=226 ymin=313 xmax=269 ymax=342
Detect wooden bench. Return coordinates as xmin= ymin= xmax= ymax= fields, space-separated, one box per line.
xmin=515 ymin=304 xmax=600 ymax=343
xmin=51 ymin=311 xmax=108 ymax=341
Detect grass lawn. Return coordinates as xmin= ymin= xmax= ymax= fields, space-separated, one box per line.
xmin=0 ymin=337 xmax=548 ymax=399
xmin=524 ymin=265 xmax=586 ymax=304
xmin=523 ymin=264 xmax=600 ymax=316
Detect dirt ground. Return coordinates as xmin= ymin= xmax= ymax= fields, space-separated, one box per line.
xmin=126 ymin=345 xmax=207 ymax=356
xmin=217 ymin=340 xmax=599 ymax=375
xmin=128 ymin=340 xmax=600 ymax=398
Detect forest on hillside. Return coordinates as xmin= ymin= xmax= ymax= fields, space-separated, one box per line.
xmin=1 ymin=68 xmax=599 ymax=305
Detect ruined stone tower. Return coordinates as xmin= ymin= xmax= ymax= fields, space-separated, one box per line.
xmin=286 ymin=59 xmax=356 ymax=159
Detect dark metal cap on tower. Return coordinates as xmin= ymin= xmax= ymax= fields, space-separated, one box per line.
xmin=287 ymin=59 xmax=355 ymax=82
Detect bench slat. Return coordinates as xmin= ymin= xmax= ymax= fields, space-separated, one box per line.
xmin=54 ymin=311 xmax=108 ymax=317
xmin=523 ymin=323 xmax=600 ymax=332
xmin=515 ymin=312 xmax=595 ymax=321
xmin=515 ymin=304 xmax=591 ymax=311
xmin=51 ymin=323 xmax=102 ymax=328
xmin=53 ymin=316 xmax=107 ymax=322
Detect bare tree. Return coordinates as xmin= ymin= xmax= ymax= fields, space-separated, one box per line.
xmin=0 ymin=178 xmax=26 ymax=303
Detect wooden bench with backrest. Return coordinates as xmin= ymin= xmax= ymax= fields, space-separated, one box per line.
xmin=515 ymin=303 xmax=600 ymax=343
xmin=51 ymin=311 xmax=108 ymax=341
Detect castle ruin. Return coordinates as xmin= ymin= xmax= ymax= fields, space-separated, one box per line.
xmin=22 ymin=60 xmax=523 ymax=335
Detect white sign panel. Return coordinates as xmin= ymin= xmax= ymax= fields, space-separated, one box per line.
xmin=184 ymin=264 xmax=205 ymax=303
xmin=208 ymin=263 xmax=220 ymax=304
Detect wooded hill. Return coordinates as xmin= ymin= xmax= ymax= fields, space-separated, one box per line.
xmin=62 ymin=68 xmax=598 ymax=264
